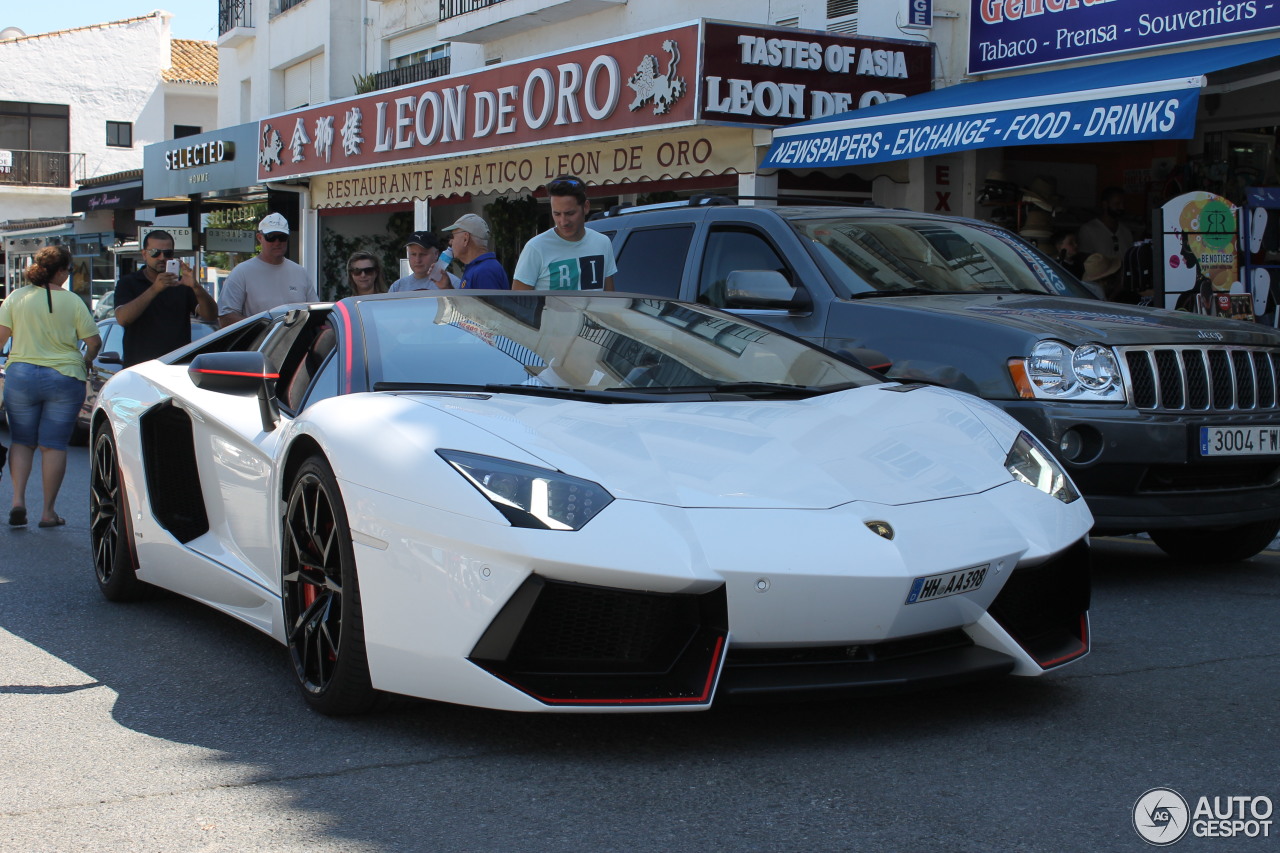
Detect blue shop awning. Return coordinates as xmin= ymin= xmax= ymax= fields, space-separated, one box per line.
xmin=764 ymin=40 xmax=1280 ymax=170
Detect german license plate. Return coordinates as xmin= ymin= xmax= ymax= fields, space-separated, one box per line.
xmin=905 ymin=564 xmax=988 ymax=605
xmin=1199 ymin=426 xmax=1280 ymax=456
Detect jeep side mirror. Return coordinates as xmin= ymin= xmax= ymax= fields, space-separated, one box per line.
xmin=726 ymin=269 xmax=809 ymax=311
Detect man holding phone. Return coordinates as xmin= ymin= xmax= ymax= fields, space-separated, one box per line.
xmin=113 ymin=229 xmax=218 ymax=367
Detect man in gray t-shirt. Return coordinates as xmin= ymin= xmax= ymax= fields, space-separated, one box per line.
xmin=218 ymin=213 xmax=317 ymax=327
xmin=389 ymin=231 xmax=460 ymax=292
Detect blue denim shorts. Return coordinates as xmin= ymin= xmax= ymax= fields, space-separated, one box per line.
xmin=4 ymin=362 xmax=87 ymax=451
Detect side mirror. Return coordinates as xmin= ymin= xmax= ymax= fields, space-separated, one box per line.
xmin=189 ymin=351 xmax=280 ymax=432
xmin=725 ymin=269 xmax=810 ymax=311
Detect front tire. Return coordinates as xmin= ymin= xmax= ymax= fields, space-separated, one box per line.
xmin=281 ymin=456 xmax=377 ymax=715
xmin=1149 ymin=518 xmax=1280 ymax=563
xmin=90 ymin=426 xmax=147 ymax=601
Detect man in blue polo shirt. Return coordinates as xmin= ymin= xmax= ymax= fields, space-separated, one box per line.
xmin=439 ymin=214 xmax=509 ymax=290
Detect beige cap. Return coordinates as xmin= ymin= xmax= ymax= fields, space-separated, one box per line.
xmin=441 ymin=213 xmax=490 ymax=241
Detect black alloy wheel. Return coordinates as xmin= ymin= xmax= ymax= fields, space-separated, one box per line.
xmin=281 ymin=456 xmax=376 ymax=715
xmin=90 ymin=426 xmax=146 ymax=601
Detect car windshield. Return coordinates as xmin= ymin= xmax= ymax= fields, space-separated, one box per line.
xmin=786 ymin=214 xmax=1092 ymax=299
xmin=358 ymin=293 xmax=878 ymax=396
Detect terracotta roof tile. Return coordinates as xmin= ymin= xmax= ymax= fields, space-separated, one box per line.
xmin=164 ymin=39 xmax=218 ymax=86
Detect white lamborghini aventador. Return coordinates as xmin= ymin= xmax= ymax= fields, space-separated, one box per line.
xmin=89 ymin=291 xmax=1092 ymax=714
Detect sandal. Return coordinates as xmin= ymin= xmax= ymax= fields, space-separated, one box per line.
xmin=8 ymin=507 xmax=27 ymax=527
xmin=38 ymin=516 xmax=66 ymax=528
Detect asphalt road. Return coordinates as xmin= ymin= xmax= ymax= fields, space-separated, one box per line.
xmin=0 ymin=433 xmax=1277 ymax=852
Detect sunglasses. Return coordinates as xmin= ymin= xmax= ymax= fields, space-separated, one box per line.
xmin=262 ymin=233 xmax=289 ymax=243
xmin=350 ymin=266 xmax=377 ymax=275
xmin=147 ymin=248 xmax=175 ymax=259
xmin=548 ymin=177 xmax=583 ymax=190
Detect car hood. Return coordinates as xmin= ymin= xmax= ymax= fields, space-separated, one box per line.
xmin=402 ymin=385 xmax=1014 ymax=509
xmin=859 ymin=293 xmax=1279 ymax=346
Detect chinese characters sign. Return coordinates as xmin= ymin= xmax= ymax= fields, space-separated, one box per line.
xmin=257 ymin=25 xmax=699 ymax=182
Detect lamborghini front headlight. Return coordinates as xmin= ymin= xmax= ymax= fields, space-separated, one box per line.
xmin=438 ymin=450 xmax=614 ymax=530
xmin=1005 ymin=431 xmax=1080 ymax=503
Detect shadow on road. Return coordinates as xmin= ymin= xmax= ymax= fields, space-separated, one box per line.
xmin=1 ymin=442 xmax=1275 ymax=851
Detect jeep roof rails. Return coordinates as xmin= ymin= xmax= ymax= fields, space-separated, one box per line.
xmin=592 ymin=193 xmax=874 ymax=218
xmin=594 ymin=193 xmax=735 ymax=219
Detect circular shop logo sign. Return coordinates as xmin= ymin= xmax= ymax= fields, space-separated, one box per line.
xmin=1133 ymin=788 xmax=1190 ymax=846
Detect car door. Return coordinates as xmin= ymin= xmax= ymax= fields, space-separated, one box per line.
xmin=611 ymin=223 xmax=696 ymax=298
xmin=689 ymin=215 xmax=831 ymax=345
xmin=182 ymin=309 xmax=330 ymax=594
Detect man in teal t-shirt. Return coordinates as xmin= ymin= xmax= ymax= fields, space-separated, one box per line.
xmin=513 ymin=175 xmax=616 ymax=291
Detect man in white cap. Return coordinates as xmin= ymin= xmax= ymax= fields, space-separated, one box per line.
xmin=217 ymin=212 xmax=317 ymax=327
xmin=440 ymin=213 xmax=509 ymax=289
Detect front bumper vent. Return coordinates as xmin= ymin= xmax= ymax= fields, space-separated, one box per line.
xmin=471 ymin=577 xmax=728 ymax=706
xmin=988 ymin=539 xmax=1091 ymax=668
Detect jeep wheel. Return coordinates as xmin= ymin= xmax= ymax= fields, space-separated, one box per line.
xmin=1149 ymin=519 xmax=1280 ymax=563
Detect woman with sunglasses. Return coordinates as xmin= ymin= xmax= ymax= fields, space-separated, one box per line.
xmin=345 ymin=251 xmax=387 ymax=296
xmin=0 ymin=245 xmax=101 ymax=528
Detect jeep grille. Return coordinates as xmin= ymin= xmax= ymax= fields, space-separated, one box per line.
xmin=1120 ymin=346 xmax=1280 ymax=411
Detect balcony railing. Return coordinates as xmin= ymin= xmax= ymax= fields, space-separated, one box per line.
xmin=373 ymin=57 xmax=453 ymax=91
xmin=219 ymin=0 xmax=252 ymax=34
xmin=0 ymin=150 xmax=85 ymax=188
xmin=440 ymin=0 xmax=507 ymax=20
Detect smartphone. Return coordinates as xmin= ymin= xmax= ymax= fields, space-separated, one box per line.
xmin=165 ymin=259 xmax=181 ymax=276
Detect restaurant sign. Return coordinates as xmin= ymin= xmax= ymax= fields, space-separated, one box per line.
xmin=260 ymin=20 xmax=935 ymax=183
xmin=312 ymin=126 xmax=755 ymax=208
xmin=970 ymin=0 xmax=1280 ymax=74
xmin=258 ymin=24 xmax=699 ymax=182
xmin=700 ymin=22 xmax=932 ymax=125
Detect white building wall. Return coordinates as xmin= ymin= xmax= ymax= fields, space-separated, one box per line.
xmin=218 ymin=0 xmax=369 ymax=125
xmin=219 ymin=0 xmax=940 ymax=124
xmin=163 ymin=85 xmax=220 ymax=137
xmin=0 ymin=12 xmax=216 ymax=224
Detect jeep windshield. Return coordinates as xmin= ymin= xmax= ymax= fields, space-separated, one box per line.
xmin=784 ymin=214 xmax=1095 ymax=300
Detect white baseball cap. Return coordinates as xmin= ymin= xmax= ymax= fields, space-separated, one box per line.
xmin=258 ymin=212 xmax=290 ymax=235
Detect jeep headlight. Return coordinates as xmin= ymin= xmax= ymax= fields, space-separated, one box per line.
xmin=1005 ymin=431 xmax=1080 ymax=503
xmin=1010 ymin=340 xmax=1124 ymax=402
xmin=438 ymin=450 xmax=613 ymax=530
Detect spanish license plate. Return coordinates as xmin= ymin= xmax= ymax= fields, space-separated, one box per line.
xmin=1199 ymin=426 xmax=1280 ymax=456
xmin=905 ymin=564 xmax=989 ymax=605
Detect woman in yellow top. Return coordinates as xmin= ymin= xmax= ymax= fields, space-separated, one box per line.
xmin=0 ymin=246 xmax=101 ymax=527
